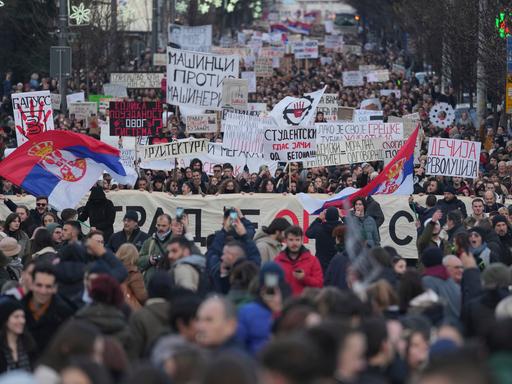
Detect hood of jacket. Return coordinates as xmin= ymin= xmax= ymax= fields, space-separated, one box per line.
xmin=89 ymin=185 xmax=106 ymax=201
xmin=33 ymin=246 xmax=57 ymax=257
xmin=75 ymin=303 xmax=127 ymax=334
xmin=254 ymin=231 xmax=281 ymax=248
xmin=175 ymin=254 xmax=206 ymax=270
xmin=145 ymin=299 xmax=171 ymax=323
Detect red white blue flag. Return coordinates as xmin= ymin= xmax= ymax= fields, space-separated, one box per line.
xmin=299 ymin=125 xmax=420 ymax=214
xmin=0 ymin=131 xmax=137 ymax=210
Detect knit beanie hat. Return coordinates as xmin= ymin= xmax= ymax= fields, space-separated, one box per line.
xmin=421 ymin=247 xmax=444 ymax=268
xmin=492 ymin=215 xmax=508 ymax=228
xmin=325 ymin=207 xmax=340 ymax=222
xmin=0 ymin=296 xmax=23 ymax=327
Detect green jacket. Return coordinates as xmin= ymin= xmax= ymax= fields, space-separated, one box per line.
xmin=138 ymin=232 xmax=173 ymax=285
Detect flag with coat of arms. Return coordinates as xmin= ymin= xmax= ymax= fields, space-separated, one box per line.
xmin=0 ymin=131 xmax=137 ymax=211
xmin=298 ymin=125 xmax=420 ymax=214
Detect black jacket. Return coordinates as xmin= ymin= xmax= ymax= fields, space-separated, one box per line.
xmin=56 ymin=243 xmax=90 ymax=304
xmin=324 ymin=251 xmax=350 ymax=290
xmin=78 ymin=186 xmax=116 ymax=241
xmin=366 ymin=196 xmax=385 ymax=228
xmin=435 ymin=197 xmax=467 ymax=224
xmin=107 ymin=228 xmax=149 ymax=253
xmin=22 ymin=293 xmax=74 ymax=356
xmin=496 ymin=232 xmax=512 ymax=266
xmin=305 ymin=218 xmax=341 ymax=272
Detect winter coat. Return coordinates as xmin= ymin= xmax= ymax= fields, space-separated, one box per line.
xmin=138 ymin=232 xmax=174 ymax=285
xmin=206 ymin=221 xmax=261 ymax=294
xmin=170 ymin=254 xmax=206 ymax=292
xmin=324 ymin=250 xmax=350 ymax=290
xmin=22 ymin=293 xmax=74 ymax=356
xmin=305 ymin=218 xmax=341 ymax=272
xmin=122 ymin=264 xmax=147 ymax=309
xmin=78 ymin=186 xmax=116 ymax=241
xmin=254 ymin=231 xmax=282 ymax=263
xmin=236 ymin=300 xmax=273 ymax=355
xmin=0 ymin=251 xmax=19 ymax=290
xmin=127 ymin=298 xmax=171 ymax=359
xmin=409 ymin=203 xmax=436 ymax=227
xmin=366 ymin=196 xmax=385 ymax=228
xmin=470 ymin=243 xmax=499 ymax=270
xmin=75 ymin=302 xmax=131 ymax=348
xmin=496 ymin=232 xmax=512 ymax=266
xmin=5 ymin=229 xmax=29 ymax=264
xmin=350 ymin=212 xmax=380 ymax=248
xmin=55 ymin=244 xmax=90 ymax=305
xmin=422 ymin=266 xmax=461 ymax=324
xmin=32 ymin=246 xmax=57 ymax=263
xmin=444 ymin=224 xmax=467 ymax=255
xmin=417 ymin=221 xmax=445 ymax=256
xmin=274 ymin=247 xmax=323 ymax=295
xmin=107 ymin=228 xmax=149 ymax=253
xmin=435 ymin=197 xmax=467 ymax=224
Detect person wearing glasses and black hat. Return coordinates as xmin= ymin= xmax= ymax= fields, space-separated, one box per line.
xmin=0 ymin=195 xmax=57 ymax=229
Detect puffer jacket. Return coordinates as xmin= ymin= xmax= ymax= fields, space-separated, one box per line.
xmin=274 ymin=246 xmax=323 ymax=295
xmin=349 ymin=212 xmax=380 ymax=247
xmin=170 ymin=254 xmax=206 ymax=292
xmin=78 ymin=186 xmax=116 ymax=241
xmin=254 ymin=231 xmax=282 ymax=263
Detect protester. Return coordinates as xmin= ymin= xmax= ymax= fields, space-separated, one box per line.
xmin=107 ymin=210 xmax=149 ymax=253
xmin=254 ymin=218 xmax=291 ymax=263
xmin=305 ymin=207 xmax=342 ymax=272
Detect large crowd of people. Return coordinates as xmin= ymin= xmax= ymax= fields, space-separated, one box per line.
xmin=0 ymin=14 xmax=511 ymax=384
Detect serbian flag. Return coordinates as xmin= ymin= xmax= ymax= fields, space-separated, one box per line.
xmin=0 ymin=131 xmax=137 ymax=211
xmin=271 ymin=87 xmax=326 ymax=128
xmin=299 ymin=125 xmax=420 ymax=214
xmin=285 ymin=21 xmax=312 ymax=35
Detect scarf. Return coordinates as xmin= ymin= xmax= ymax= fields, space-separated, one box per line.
xmin=423 ymin=265 xmax=450 ymax=280
xmin=157 ymin=230 xmax=171 ymax=242
xmin=469 ymin=242 xmax=487 ymax=257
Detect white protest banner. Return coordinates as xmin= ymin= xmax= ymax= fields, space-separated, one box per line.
xmin=359 ymin=64 xmax=377 ymax=75
xmin=259 ymin=46 xmax=285 ymax=58
xmin=272 ymin=58 xmax=280 ymax=69
xmin=153 ymin=53 xmax=167 ymax=66
xmin=353 ymin=109 xmax=384 ymax=123
xmin=222 ymin=112 xmax=272 ymax=153
xmin=241 ymin=72 xmax=257 ymax=92
xmin=271 ymin=87 xmax=326 ymax=128
xmin=168 ymin=24 xmax=213 ymax=52
xmin=11 ymin=90 xmax=54 ymax=146
xmin=315 ymin=122 xmax=403 ymax=142
xmin=254 ymin=57 xmax=273 ymax=77
xmin=66 ymin=92 xmax=85 ymax=105
xmin=120 ymin=149 xmax=136 ymax=169
xmin=342 ymin=71 xmax=364 ymax=87
xmin=343 ymin=45 xmax=362 ymax=56
xmin=141 ymin=139 xmax=209 ymax=161
xmin=185 ymin=114 xmax=217 ymax=134
xmin=324 ymin=35 xmax=343 ymax=50
xmin=222 ymin=78 xmax=248 ymax=110
xmin=69 ymin=102 xmax=97 ymax=120
xmin=426 ymin=138 xmax=481 ymax=179
xmin=316 ymin=93 xmax=339 ymax=120
xmin=308 ymin=138 xmax=384 ymax=167
xmin=50 ymin=93 xmax=61 ymax=111
xmin=367 ymin=69 xmax=390 ymax=83
xmin=360 ymin=98 xmax=382 ymax=110
xmin=110 ymin=73 xmax=164 ymax=89
xmin=103 ymin=83 xmax=128 ymax=97
xmin=248 ymin=103 xmax=267 ymax=114
xmin=404 ymin=112 xmax=420 ymax=120
xmin=388 ymin=116 xmax=418 ymax=137
xmin=320 ymin=57 xmax=333 ymax=65
xmin=380 ymin=89 xmax=401 ymax=99
xmin=166 ymin=47 xmax=240 ymax=110
xmin=211 ymin=47 xmax=251 ymax=57
xmin=392 ymin=63 xmax=406 ymax=76
xmin=263 ymin=125 xmax=317 ymax=162
xmin=293 ymin=40 xmax=319 ymax=59
xmin=140 ymin=142 xmax=277 ymax=176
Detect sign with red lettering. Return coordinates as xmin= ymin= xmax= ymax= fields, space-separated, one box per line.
xmin=315 ymin=122 xmax=403 ymax=142
xmin=263 ymin=125 xmax=317 ymax=162
xmin=426 ymin=138 xmax=481 ymax=179
xmin=109 ymin=101 xmax=163 ymax=136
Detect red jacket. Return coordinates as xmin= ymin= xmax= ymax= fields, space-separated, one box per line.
xmin=274 ymin=247 xmax=323 ymax=295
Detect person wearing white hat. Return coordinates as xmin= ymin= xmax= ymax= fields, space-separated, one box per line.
xmin=0 ymin=237 xmax=22 ymax=286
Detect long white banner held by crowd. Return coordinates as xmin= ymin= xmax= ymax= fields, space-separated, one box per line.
xmin=166 ymin=47 xmax=240 ymax=110
xmin=140 ymin=141 xmax=277 ymax=176
xmin=11 ymin=90 xmax=54 ymax=146
xmin=168 ymin=24 xmax=212 ymax=52
xmin=141 ymin=139 xmax=209 ymax=161
xmin=315 ymin=122 xmax=403 ymax=142
xmin=110 ymin=73 xmax=164 ymax=89
xmin=6 ymin=193 xmax=490 ymax=259
xmin=264 ymin=125 xmax=317 ymax=162
xmin=311 ymin=138 xmax=384 ymax=167
xmin=426 ymin=138 xmax=481 ymax=179
xmin=342 ymin=71 xmax=364 ymax=87
xmin=222 ymin=112 xmax=271 ymax=153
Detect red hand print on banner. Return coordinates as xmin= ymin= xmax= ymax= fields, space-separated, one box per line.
xmin=16 ymin=100 xmax=52 ymax=139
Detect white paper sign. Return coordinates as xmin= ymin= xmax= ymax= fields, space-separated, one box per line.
xmin=110 ymin=73 xmax=164 ymax=89
xmin=293 ymin=40 xmax=319 ymax=59
xmin=69 ymin=102 xmax=97 ymax=120
xmin=11 ymin=91 xmax=55 ymax=146
xmin=66 ymin=92 xmax=85 ymax=105
xmin=141 ymin=139 xmax=209 ymax=161
xmin=222 ymin=112 xmax=272 ymax=154
xmin=153 ymin=53 xmax=167 ymax=66
xmin=263 ymin=125 xmax=317 ymax=162
xmin=366 ymin=70 xmax=390 ymax=83
xmin=103 ymin=83 xmax=128 ymax=97
xmin=241 ymin=71 xmax=257 ymax=93
xmin=315 ymin=122 xmax=403 ymax=142
xmin=353 ymin=110 xmax=384 ymax=123
xmin=168 ymin=24 xmax=213 ymax=52
xmin=380 ymin=89 xmax=401 ymax=98
xmin=166 ymin=47 xmax=240 ymax=110
xmin=342 ymin=71 xmax=364 ymax=87
xmin=426 ymin=138 xmax=481 ymax=179
xmin=185 ymin=114 xmax=217 ymax=133
xmin=309 ymin=138 xmax=384 ymax=167
xmin=50 ymin=93 xmax=61 ymax=111
xmin=222 ymin=78 xmax=248 ymax=110
xmin=316 ymin=93 xmax=339 ymax=120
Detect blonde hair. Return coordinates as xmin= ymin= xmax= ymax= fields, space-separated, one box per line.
xmin=116 ymin=243 xmax=139 ymax=266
